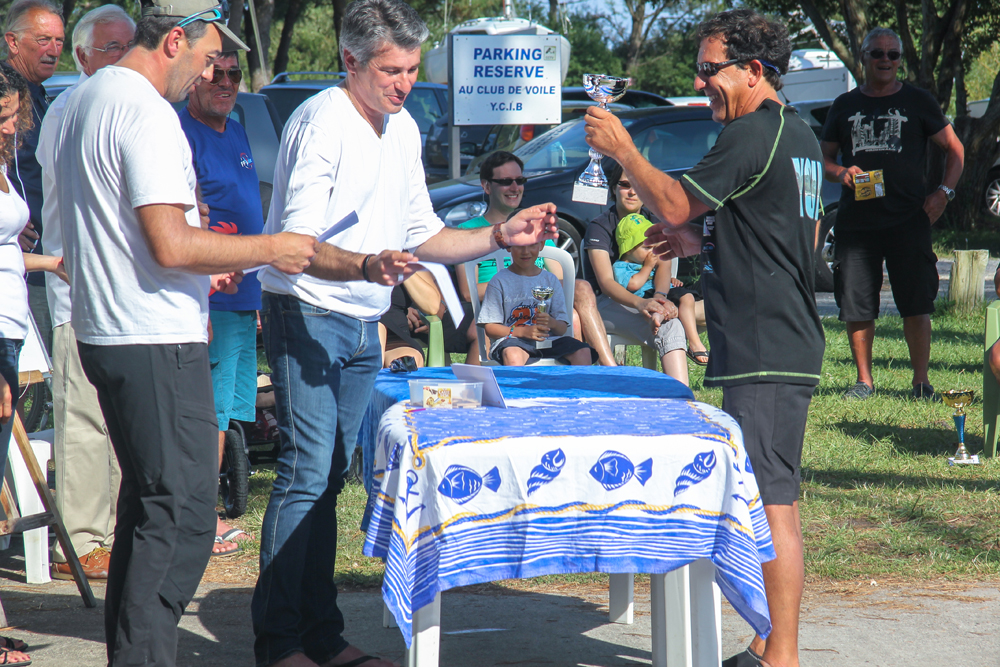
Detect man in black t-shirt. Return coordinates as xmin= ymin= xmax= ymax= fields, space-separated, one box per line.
xmin=821 ymin=27 xmax=964 ymax=401
xmin=585 ymin=9 xmax=823 ymax=667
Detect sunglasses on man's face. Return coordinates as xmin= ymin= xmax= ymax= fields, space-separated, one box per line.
xmin=489 ymin=177 xmax=527 ymax=186
xmin=867 ymin=49 xmax=901 ymax=61
xmin=210 ymin=67 xmax=243 ymax=86
xmin=695 ymin=59 xmax=741 ymax=79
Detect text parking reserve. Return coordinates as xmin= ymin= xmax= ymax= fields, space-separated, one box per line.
xmin=473 ymin=65 xmax=547 ymax=78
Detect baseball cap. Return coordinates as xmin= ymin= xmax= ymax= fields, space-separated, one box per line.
xmin=141 ymin=0 xmax=250 ymax=52
xmin=615 ymin=212 xmax=653 ymax=259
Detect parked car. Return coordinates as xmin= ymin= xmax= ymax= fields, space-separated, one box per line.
xmin=424 ymin=88 xmax=672 ymax=183
xmin=968 ymin=99 xmax=1000 ymax=218
xmin=260 ymin=71 xmax=448 ymax=148
xmin=429 ymin=105 xmax=723 ymax=277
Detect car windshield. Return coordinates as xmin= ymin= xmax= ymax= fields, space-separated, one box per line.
xmin=515 ymin=116 xmax=721 ymax=173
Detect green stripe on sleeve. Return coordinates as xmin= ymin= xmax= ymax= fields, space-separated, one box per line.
xmin=682 ymin=173 xmax=724 ymax=209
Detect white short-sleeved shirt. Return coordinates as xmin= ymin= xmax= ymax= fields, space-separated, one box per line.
xmin=260 ymin=86 xmax=444 ymax=321
xmin=0 ymin=168 xmax=31 ymax=340
xmin=37 ymin=73 xmax=86 ymax=329
xmin=54 ymin=66 xmax=208 ymax=345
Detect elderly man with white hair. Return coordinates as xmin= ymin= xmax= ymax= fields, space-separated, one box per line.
xmin=36 ymin=3 xmax=134 ymax=581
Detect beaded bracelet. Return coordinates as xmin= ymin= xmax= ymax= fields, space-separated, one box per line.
xmin=493 ymin=224 xmax=510 ymax=250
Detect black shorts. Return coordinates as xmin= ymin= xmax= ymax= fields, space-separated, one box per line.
xmin=833 ymin=215 xmax=938 ymax=321
xmin=721 ymin=382 xmax=814 ymax=506
xmin=491 ymin=335 xmax=597 ymax=364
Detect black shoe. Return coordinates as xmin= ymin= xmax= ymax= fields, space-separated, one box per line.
xmin=843 ymin=381 xmax=874 ymax=400
xmin=912 ymin=383 xmax=940 ymax=401
xmin=722 ymin=646 xmax=764 ymax=667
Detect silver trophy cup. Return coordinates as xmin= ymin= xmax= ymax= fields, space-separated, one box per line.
xmin=573 ymin=74 xmax=630 ymax=205
xmin=531 ymin=286 xmax=554 ymax=349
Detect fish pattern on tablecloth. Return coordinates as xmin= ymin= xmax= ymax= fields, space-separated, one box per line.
xmin=438 ymin=465 xmax=501 ymax=504
xmin=526 ymin=448 xmax=566 ymax=495
xmin=674 ymin=451 xmax=716 ymax=496
xmin=590 ymin=450 xmax=652 ymax=490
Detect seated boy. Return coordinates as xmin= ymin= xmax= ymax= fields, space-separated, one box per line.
xmin=479 ymin=242 xmax=596 ymax=366
xmin=612 ymin=213 xmax=709 ymax=366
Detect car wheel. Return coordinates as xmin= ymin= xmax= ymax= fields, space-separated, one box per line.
xmin=985 ymin=169 xmax=1000 ymax=218
xmin=814 ymin=209 xmax=836 ymax=293
xmin=555 ymin=218 xmax=583 ymax=277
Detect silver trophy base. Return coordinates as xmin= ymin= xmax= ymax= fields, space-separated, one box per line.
xmin=573 ymin=182 xmax=609 ymax=205
xmin=536 ymin=338 xmax=552 ymax=349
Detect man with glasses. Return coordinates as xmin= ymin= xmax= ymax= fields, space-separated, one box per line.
xmin=179 ymin=50 xmax=261 ymax=558
xmin=4 ymin=0 xmax=63 ymax=353
xmin=585 ymin=9 xmax=824 ymax=667
xmin=54 ymin=0 xmax=318 ymax=663
xmin=820 ymin=27 xmax=964 ymax=401
xmin=36 ymin=2 xmax=134 ymax=583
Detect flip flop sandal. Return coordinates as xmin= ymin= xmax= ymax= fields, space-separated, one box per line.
xmin=686 ymin=349 xmax=709 ymax=366
xmin=722 ymin=646 xmax=764 ymax=667
xmin=219 ymin=528 xmax=251 ymax=543
xmin=211 ymin=535 xmax=242 ymax=558
xmin=0 ymin=639 xmax=26 ymax=653
xmin=0 ymin=648 xmax=31 ymax=666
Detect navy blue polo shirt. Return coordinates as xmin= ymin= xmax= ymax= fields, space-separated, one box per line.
xmin=179 ymin=107 xmax=264 ymax=311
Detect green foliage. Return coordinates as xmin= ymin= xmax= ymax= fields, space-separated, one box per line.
xmin=628 ymin=27 xmax=700 ymax=97
xmin=564 ymin=12 xmax=622 ymax=84
xmin=269 ymin=3 xmax=339 ymax=74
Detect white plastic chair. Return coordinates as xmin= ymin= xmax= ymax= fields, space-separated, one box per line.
xmin=464 ymin=245 xmax=576 ymax=366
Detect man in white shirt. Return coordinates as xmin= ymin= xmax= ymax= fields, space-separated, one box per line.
xmin=54 ymin=1 xmax=318 ymax=663
xmin=37 ymin=3 xmax=133 ymax=584
xmin=252 ymin=1 xmax=558 ymax=666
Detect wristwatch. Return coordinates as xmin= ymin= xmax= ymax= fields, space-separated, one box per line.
xmin=938 ymin=184 xmax=956 ymax=201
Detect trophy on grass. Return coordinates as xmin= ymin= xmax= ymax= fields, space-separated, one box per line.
xmin=941 ymin=389 xmax=979 ymax=465
xmin=572 ymin=74 xmax=630 ymax=205
xmin=531 ymin=286 xmax=554 ymax=349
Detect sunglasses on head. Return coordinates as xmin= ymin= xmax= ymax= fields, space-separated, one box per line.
xmin=210 ymin=67 xmax=243 ymax=85
xmin=489 ymin=177 xmax=527 ymax=186
xmin=867 ymin=49 xmax=901 ymax=61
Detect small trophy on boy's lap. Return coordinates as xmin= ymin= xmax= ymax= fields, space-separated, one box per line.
xmin=531 ymin=286 xmax=554 ymax=349
xmin=573 ymin=73 xmax=630 ymax=205
xmin=941 ymin=389 xmax=979 ymax=465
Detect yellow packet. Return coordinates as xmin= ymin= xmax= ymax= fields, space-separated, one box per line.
xmin=423 ymin=386 xmax=453 ymax=408
xmin=854 ymin=170 xmax=885 ymax=201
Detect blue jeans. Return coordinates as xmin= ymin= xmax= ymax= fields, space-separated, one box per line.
xmin=252 ymin=293 xmax=382 ymax=666
xmin=0 ymin=338 xmax=23 ymax=487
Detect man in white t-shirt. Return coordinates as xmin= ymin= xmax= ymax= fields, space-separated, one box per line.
xmin=37 ymin=3 xmax=133 ymax=584
xmin=53 ymin=1 xmax=318 ymax=663
xmin=252 ymin=1 xmax=558 ymax=666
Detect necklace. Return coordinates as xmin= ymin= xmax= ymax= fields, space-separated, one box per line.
xmin=342 ymin=84 xmax=383 ymax=138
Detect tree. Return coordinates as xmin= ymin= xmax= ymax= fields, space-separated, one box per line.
xmin=564 ymin=12 xmax=622 ymax=85
xmin=751 ymin=0 xmax=1000 ymax=229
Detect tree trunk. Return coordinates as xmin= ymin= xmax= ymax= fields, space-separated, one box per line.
xmin=273 ymin=0 xmax=305 ymax=76
xmin=333 ymin=0 xmax=348 ymax=72
xmin=61 ymin=0 xmax=75 ymax=25
xmin=549 ymin=0 xmax=559 ymax=28
xmin=623 ymin=0 xmax=646 ymax=75
xmin=246 ymin=0 xmax=275 ymax=92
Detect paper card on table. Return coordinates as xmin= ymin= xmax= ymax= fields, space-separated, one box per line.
xmin=408 ymin=261 xmax=463 ymax=329
xmin=451 ymin=363 xmax=507 ymax=409
xmin=244 ymin=211 xmax=362 ymax=274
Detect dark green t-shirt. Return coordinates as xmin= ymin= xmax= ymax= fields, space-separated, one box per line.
xmin=682 ymin=100 xmax=825 ymax=388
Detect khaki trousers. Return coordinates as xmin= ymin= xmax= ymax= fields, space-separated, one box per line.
xmin=51 ymin=322 xmax=119 ymax=562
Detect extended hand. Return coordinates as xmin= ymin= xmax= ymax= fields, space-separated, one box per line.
xmin=645 ymin=222 xmax=701 ymax=260
xmin=923 ymin=190 xmax=948 ymax=224
xmin=52 ymin=256 xmax=69 ymax=284
xmin=583 ymin=105 xmax=637 ymax=163
xmin=501 ymin=203 xmax=559 ymax=246
xmin=369 ymin=250 xmax=417 ymax=286
xmin=211 ymin=271 xmax=242 ymax=295
xmin=839 ymin=165 xmax=864 ymax=189
xmin=18 ymin=221 xmax=37 ymax=251
xmin=271 ymin=232 xmax=319 ymax=274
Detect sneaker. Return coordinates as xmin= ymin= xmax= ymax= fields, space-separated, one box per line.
xmin=912 ymin=383 xmax=940 ymax=401
xmin=722 ymin=646 xmax=764 ymax=667
xmin=843 ymin=382 xmax=874 ymax=400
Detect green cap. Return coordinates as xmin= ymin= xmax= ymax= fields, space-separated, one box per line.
xmin=615 ymin=212 xmax=653 ymax=259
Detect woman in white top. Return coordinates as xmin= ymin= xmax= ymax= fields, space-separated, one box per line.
xmin=0 ymin=61 xmax=66 ymax=667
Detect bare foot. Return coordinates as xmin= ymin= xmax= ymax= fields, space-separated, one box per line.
xmin=0 ymin=649 xmax=32 ymax=665
xmin=268 ymin=652 xmax=319 ymax=667
xmin=322 ymin=645 xmax=399 ymax=667
xmin=217 ymin=516 xmax=252 ymax=542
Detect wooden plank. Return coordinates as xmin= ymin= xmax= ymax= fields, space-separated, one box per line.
xmin=16 ymin=370 xmax=44 ymax=386
xmin=0 ymin=512 xmax=55 ymax=536
xmin=11 ymin=414 xmax=96 ymax=608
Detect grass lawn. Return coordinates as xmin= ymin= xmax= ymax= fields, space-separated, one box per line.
xmin=238 ymin=298 xmax=1000 ymax=589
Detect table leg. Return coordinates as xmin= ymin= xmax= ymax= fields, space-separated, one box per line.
xmin=406 ymin=592 xmax=441 ymax=667
xmin=383 ymin=600 xmax=398 ymax=628
xmin=689 ymin=559 xmax=721 ymax=667
xmin=651 ymin=566 xmax=692 ymax=667
xmin=608 ymin=573 xmax=634 ymax=624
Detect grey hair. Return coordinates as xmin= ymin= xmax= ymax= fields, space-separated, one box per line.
xmin=861 ymin=28 xmax=903 ymax=58
xmin=340 ymin=0 xmax=428 ymax=67
xmin=72 ymin=5 xmax=135 ymax=72
xmin=4 ymin=0 xmax=62 ymax=34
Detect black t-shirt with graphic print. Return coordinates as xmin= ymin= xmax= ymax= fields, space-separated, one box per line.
xmin=681 ymin=99 xmax=825 ymax=388
xmin=820 ymin=83 xmax=948 ymax=230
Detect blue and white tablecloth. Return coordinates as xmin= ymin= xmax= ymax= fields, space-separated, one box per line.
xmin=361 ymin=381 xmax=775 ymax=648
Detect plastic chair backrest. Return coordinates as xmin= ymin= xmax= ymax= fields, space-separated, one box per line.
xmin=463 ymin=245 xmax=576 ymax=364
